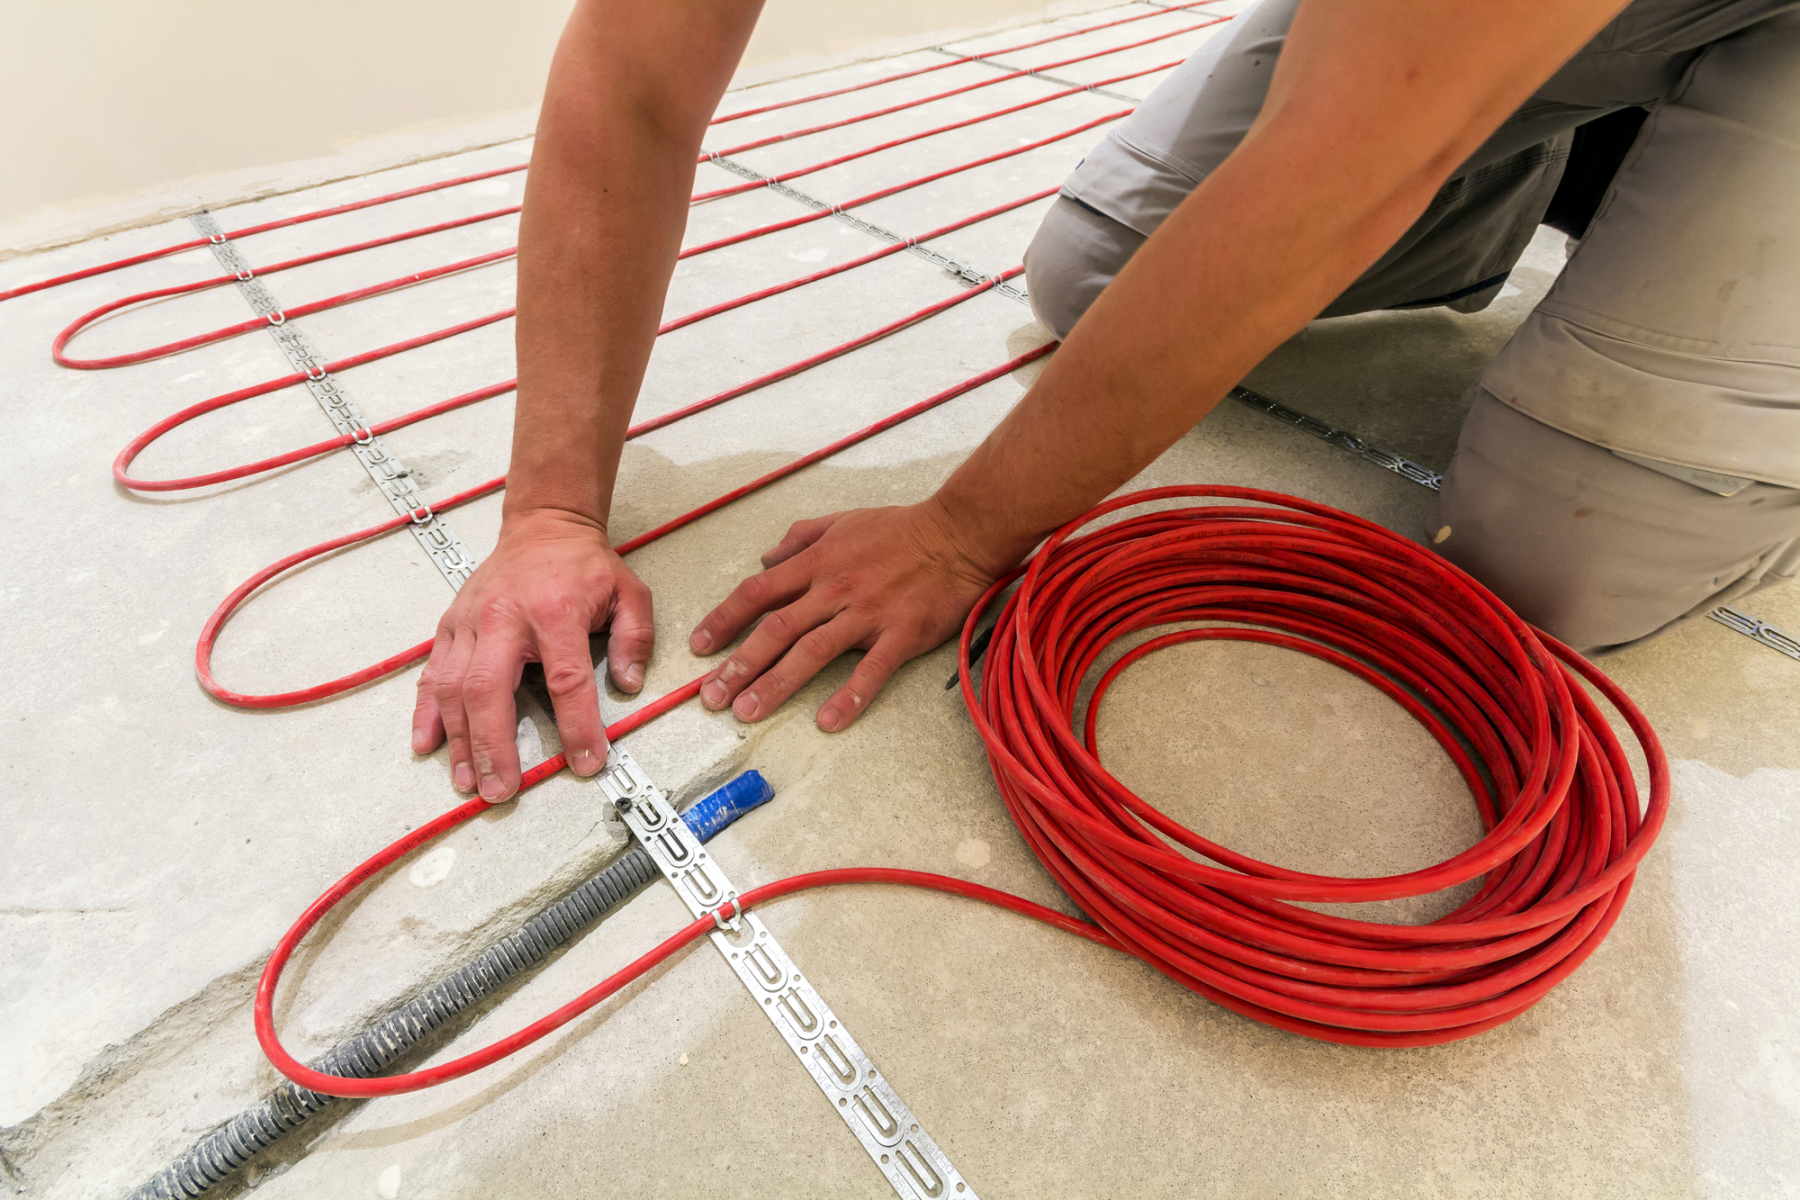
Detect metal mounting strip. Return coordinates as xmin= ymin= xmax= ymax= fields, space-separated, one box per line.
xmin=1230 ymin=385 xmax=1444 ymax=490
xmin=929 ymin=47 xmax=1145 ymax=105
xmin=600 ymin=749 xmax=978 ymax=1200
xmin=1708 ymin=605 xmax=1800 ymax=660
xmin=190 ymin=211 xmax=482 ymax=591
xmin=701 ymin=153 xmax=1031 ymax=306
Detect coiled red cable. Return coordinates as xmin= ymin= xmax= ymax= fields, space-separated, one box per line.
xmin=256 ymin=487 xmax=1666 ymax=1097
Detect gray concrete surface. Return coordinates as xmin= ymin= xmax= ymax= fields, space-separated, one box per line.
xmin=1 ymin=4 xmax=1796 ymax=1198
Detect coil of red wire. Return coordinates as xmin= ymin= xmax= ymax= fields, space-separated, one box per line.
xmin=962 ymin=485 xmax=1668 ymax=1047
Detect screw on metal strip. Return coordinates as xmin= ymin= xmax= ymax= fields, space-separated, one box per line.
xmin=603 ymin=747 xmax=979 ymax=1199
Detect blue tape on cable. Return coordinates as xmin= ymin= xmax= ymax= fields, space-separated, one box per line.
xmin=680 ymin=770 xmax=775 ymax=843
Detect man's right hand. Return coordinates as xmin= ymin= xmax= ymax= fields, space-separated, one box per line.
xmin=411 ymin=509 xmax=654 ymax=802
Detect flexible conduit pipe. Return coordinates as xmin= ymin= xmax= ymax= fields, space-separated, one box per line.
xmin=129 ymin=771 xmax=774 ymax=1200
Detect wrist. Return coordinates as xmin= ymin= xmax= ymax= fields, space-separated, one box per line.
xmin=498 ymin=502 xmax=612 ymax=547
xmin=918 ymin=487 xmax=1035 ymax=581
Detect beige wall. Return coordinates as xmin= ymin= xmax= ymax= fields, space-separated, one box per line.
xmin=0 ymin=0 xmax=1109 ymax=233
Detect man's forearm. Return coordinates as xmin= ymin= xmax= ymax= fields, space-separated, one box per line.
xmin=503 ymin=0 xmax=763 ymax=536
xmin=932 ymin=0 xmax=1627 ymax=574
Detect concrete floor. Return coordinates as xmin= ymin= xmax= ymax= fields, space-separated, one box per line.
xmin=3 ymin=4 xmax=1797 ymax=1197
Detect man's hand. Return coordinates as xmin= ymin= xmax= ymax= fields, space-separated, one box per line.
xmin=689 ymin=500 xmax=1002 ymax=731
xmin=412 ymin=510 xmax=654 ymax=801
xmin=406 ymin=0 xmax=759 ymax=792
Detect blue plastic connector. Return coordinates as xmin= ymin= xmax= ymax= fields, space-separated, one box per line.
xmin=679 ymin=770 xmax=775 ymax=843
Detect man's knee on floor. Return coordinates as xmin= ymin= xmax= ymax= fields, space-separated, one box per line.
xmin=1427 ymin=390 xmax=1800 ymax=654
xmin=1024 ymin=196 xmax=1146 ymax=341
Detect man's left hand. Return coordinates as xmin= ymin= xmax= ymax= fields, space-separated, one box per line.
xmin=688 ymin=499 xmax=1003 ymax=730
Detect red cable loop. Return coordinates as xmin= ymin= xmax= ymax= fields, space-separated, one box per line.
xmin=254 ymin=487 xmax=1666 ymax=1097
xmin=195 ymin=327 xmax=1044 ymax=708
xmin=40 ymin=205 xmax=522 ymax=380
xmin=55 ymin=247 xmax=519 ymax=369
xmin=2 ymin=0 xmax=1212 ymax=308
xmin=63 ymin=82 xmax=1111 ymax=373
xmin=113 ymin=188 xmax=1053 ymax=493
xmin=0 ymin=164 xmax=528 ymax=305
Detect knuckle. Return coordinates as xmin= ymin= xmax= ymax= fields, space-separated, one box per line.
xmin=543 ymin=660 xmax=592 ymax=698
xmin=798 ymin=626 xmax=839 ymax=662
xmin=460 ymin=665 xmax=507 ymax=699
xmin=737 ymin=573 xmax=770 ymax=607
xmin=431 ymin=669 xmax=464 ymax=703
xmin=761 ymin=608 xmax=796 ymax=641
xmin=474 ymin=597 xmax=525 ymax=636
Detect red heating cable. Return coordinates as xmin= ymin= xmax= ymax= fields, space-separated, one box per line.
xmin=0 ymin=164 xmax=529 ymax=305
xmin=195 ymin=322 xmax=1045 ymax=709
xmin=111 ymin=188 xmax=1054 ymax=492
xmin=699 ymin=14 xmax=1222 ymax=161
xmin=254 ymin=486 xmax=1667 ymax=1096
xmin=690 ymin=59 xmax=1174 ymax=204
xmin=709 ymin=0 xmax=1220 ymax=125
xmin=58 ymin=96 xmax=1121 ymax=371
xmin=1 ymin=1 xmax=1225 ymax=307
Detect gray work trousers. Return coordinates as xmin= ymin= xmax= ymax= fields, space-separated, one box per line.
xmin=1024 ymin=0 xmax=1800 ymax=652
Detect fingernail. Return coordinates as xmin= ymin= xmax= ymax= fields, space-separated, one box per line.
xmin=733 ymin=692 xmax=760 ymax=720
xmin=453 ymin=762 xmax=475 ymax=792
xmin=479 ymin=774 xmax=505 ymax=801
xmin=412 ymin=728 xmax=429 ymax=754
xmin=624 ymin=663 xmax=644 ymax=692
xmin=571 ymin=748 xmax=600 ymax=776
xmin=701 ymin=680 xmax=728 ymax=708
xmin=818 ymin=706 xmax=841 ymax=732
xmin=690 ymin=629 xmax=713 ymax=653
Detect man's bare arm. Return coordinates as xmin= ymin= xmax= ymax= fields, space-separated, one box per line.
xmin=413 ymin=0 xmax=763 ymax=802
xmin=691 ymin=0 xmax=1629 ymax=729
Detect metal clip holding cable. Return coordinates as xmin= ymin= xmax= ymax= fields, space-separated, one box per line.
xmin=710 ymin=892 xmax=743 ymax=934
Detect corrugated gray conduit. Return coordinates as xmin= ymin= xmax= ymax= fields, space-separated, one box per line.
xmin=130 ymin=770 xmax=773 ymax=1200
